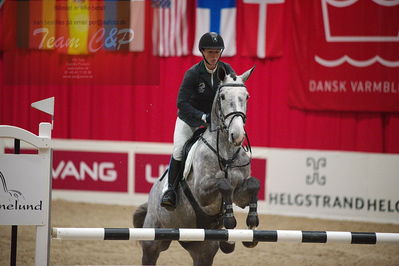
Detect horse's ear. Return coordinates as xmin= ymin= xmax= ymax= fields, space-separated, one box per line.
xmin=217 ymin=65 xmax=226 ymax=82
xmin=240 ymin=65 xmax=256 ymax=83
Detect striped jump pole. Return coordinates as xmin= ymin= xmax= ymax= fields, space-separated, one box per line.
xmin=52 ymin=228 xmax=399 ymax=245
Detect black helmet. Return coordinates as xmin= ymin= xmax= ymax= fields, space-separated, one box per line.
xmin=198 ymin=32 xmax=224 ymax=51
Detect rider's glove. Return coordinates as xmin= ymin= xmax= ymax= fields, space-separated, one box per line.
xmin=201 ymin=113 xmax=211 ymax=124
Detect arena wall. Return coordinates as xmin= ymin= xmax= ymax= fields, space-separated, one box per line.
xmin=1 ymin=138 xmax=398 ymax=224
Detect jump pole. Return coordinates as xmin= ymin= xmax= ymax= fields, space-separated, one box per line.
xmin=52 ymin=228 xmax=399 ymax=245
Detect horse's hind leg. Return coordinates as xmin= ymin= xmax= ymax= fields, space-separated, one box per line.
xmin=179 ymin=241 xmax=219 ymax=266
xmin=140 ymin=240 xmax=172 ymax=265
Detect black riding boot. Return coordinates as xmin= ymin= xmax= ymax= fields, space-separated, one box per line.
xmin=161 ymin=157 xmax=182 ymax=210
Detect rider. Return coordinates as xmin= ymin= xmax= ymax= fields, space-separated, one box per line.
xmin=161 ymin=32 xmax=236 ymax=210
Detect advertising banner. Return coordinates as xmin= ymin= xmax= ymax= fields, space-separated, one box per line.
xmin=0 ymin=155 xmax=48 ymax=225
xmin=265 ymin=150 xmax=399 ymax=223
xmin=2 ymin=0 xmax=158 ymax=86
xmin=288 ymin=0 xmax=399 ymax=112
xmin=52 ymin=150 xmax=128 ymax=192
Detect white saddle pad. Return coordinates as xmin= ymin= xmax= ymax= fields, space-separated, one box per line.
xmin=182 ymin=140 xmax=200 ymax=180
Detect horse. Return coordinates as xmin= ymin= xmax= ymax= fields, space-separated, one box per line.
xmin=133 ymin=66 xmax=260 ymax=266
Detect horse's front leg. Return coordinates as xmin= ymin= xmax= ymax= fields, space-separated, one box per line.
xmin=234 ymin=177 xmax=260 ymax=248
xmin=196 ymin=172 xmax=236 ymax=229
xmin=245 ymin=177 xmax=260 ymax=229
xmin=217 ymin=176 xmax=237 ymax=229
xmin=234 ymin=176 xmax=260 ymax=228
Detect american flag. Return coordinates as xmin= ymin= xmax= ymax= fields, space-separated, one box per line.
xmin=152 ymin=0 xmax=189 ymax=56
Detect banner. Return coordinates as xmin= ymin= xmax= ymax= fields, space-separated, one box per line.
xmin=287 ymin=0 xmax=399 ymax=112
xmin=0 ymin=155 xmax=49 ymax=225
xmin=52 ymin=151 xmax=129 ymax=192
xmin=264 ymin=149 xmax=399 ymax=224
xmin=2 ymin=0 xmax=157 ymax=86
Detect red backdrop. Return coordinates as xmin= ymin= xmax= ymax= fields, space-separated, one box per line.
xmin=1 ymin=0 xmax=398 ymax=154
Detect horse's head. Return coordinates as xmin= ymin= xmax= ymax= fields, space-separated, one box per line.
xmin=212 ymin=66 xmax=255 ymax=146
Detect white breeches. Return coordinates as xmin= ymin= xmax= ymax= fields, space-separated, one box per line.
xmin=172 ymin=117 xmax=199 ymax=161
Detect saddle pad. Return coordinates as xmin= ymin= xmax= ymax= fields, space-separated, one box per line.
xmin=182 ymin=140 xmax=200 ymax=180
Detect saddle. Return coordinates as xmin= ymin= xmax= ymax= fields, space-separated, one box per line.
xmin=181 ymin=127 xmax=207 ymax=177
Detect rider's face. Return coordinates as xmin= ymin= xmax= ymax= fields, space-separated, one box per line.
xmin=203 ymin=49 xmax=222 ymax=69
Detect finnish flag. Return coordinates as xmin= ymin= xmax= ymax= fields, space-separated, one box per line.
xmin=193 ymin=0 xmax=237 ymax=57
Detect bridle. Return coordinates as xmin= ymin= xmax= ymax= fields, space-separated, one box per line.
xmin=213 ymin=83 xmax=247 ymax=133
xmin=200 ymin=82 xmax=252 ymax=175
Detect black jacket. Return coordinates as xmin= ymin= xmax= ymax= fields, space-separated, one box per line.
xmin=177 ymin=61 xmax=235 ymax=127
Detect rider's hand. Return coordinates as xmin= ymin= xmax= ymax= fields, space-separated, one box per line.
xmin=201 ymin=113 xmax=211 ymax=124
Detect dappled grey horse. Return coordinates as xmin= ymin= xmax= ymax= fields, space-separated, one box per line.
xmin=133 ymin=66 xmax=260 ymax=266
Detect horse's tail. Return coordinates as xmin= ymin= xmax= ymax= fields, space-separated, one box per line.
xmin=133 ymin=202 xmax=148 ymax=228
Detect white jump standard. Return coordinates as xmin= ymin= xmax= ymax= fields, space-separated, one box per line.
xmin=51 ymin=228 xmax=399 ymax=244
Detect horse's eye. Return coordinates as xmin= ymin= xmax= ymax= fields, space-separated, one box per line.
xmin=246 ymin=94 xmax=250 ymax=100
xmin=220 ymin=94 xmax=225 ymax=100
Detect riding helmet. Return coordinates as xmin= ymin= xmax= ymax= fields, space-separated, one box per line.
xmin=198 ymin=32 xmax=225 ymax=51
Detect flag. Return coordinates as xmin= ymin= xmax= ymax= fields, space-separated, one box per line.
xmin=31 ymin=97 xmax=55 ymax=116
xmin=0 ymin=1 xmax=4 ymax=51
xmin=104 ymin=0 xmax=119 ymax=51
xmin=240 ymin=0 xmax=284 ymax=58
xmin=68 ymin=0 xmax=89 ymax=54
xmin=16 ymin=0 xmax=30 ymax=49
xmin=41 ymin=0 xmax=56 ymax=49
xmin=56 ymin=0 xmax=104 ymax=54
xmin=28 ymin=0 xmax=43 ymax=49
xmin=1 ymin=0 xmax=18 ymax=51
xmin=55 ymin=0 xmax=69 ymax=53
xmin=193 ymin=0 xmax=236 ymax=57
xmin=104 ymin=0 xmax=142 ymax=51
xmin=129 ymin=0 xmax=145 ymax=52
xmin=13 ymin=0 xmax=56 ymax=50
xmin=87 ymin=0 xmax=105 ymax=53
xmin=152 ymin=0 xmax=189 ymax=56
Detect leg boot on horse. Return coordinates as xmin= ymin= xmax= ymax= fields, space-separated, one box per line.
xmin=161 ymin=157 xmax=182 ymax=210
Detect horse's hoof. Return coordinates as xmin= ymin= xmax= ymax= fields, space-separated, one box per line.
xmin=242 ymin=241 xmax=258 ymax=248
xmin=220 ymin=241 xmax=235 ymax=254
xmin=246 ymin=214 xmax=259 ymax=228
xmin=223 ymin=216 xmax=237 ymax=229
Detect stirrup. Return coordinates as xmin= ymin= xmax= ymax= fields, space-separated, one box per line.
xmin=161 ymin=189 xmax=177 ymax=210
